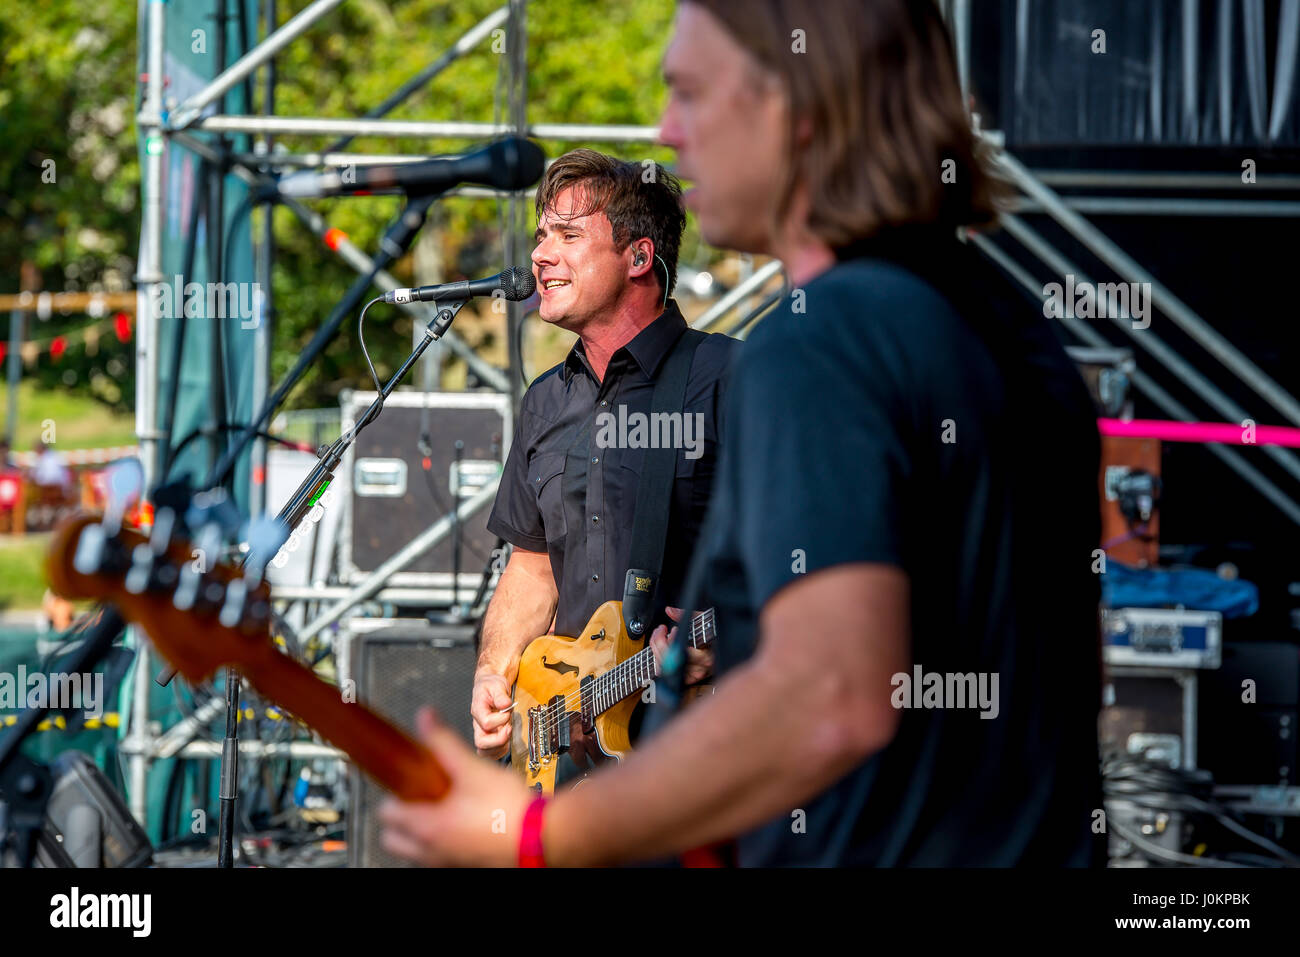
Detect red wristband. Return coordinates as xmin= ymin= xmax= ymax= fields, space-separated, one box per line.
xmin=518 ymin=796 xmax=548 ymax=868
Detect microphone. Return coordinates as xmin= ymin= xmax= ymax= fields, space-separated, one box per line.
xmin=262 ymin=137 xmax=545 ymax=200
xmin=384 ymin=266 xmax=536 ymax=304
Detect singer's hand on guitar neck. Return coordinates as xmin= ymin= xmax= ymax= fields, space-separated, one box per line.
xmin=650 ymin=606 xmax=714 ymax=687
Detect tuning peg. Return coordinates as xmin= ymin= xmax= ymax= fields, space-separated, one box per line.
xmin=174 ymin=521 xmax=224 ymax=612
xmin=219 ymin=578 xmax=249 ymax=630
xmin=124 ymin=507 xmax=177 ymax=594
xmin=72 ymin=524 xmax=110 ymax=577
xmin=240 ymin=515 xmax=289 ymax=587
xmin=73 ymin=459 xmax=144 ymax=577
xmin=103 ymin=458 xmax=145 ymax=535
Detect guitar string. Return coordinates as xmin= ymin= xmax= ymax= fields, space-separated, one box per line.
xmin=528 ymin=610 xmax=715 ymax=738
xmin=531 ymin=626 xmax=704 ymax=738
xmin=525 ymin=609 xmax=714 ymax=719
xmin=540 ymin=608 xmax=713 ymax=722
xmin=532 ymin=610 xmax=713 ymax=733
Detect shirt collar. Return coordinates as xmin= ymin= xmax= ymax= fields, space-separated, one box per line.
xmin=563 ymin=299 xmax=688 ymax=383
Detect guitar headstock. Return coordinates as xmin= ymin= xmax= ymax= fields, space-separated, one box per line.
xmin=45 ymin=463 xmax=452 ymax=802
xmin=45 ymin=464 xmax=288 ymax=685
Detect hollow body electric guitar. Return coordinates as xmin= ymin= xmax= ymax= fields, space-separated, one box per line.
xmin=511 ymin=602 xmax=716 ymax=795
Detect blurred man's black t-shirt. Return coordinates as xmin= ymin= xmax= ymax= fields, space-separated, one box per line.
xmin=673 ymin=227 xmax=1105 ymax=866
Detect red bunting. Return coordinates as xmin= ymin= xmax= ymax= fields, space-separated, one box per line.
xmin=114 ymin=311 xmax=132 ymax=342
xmin=50 ymin=336 xmax=67 ymax=360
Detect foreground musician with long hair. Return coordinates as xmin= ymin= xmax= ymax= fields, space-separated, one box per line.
xmin=379 ymin=0 xmax=1104 ymax=867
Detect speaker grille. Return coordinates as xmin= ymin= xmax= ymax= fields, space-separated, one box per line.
xmin=347 ymin=622 xmax=477 ymax=867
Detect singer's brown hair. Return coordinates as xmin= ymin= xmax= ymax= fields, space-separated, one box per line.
xmin=683 ymin=0 xmax=1011 ymax=247
xmin=535 ymin=149 xmax=686 ymax=297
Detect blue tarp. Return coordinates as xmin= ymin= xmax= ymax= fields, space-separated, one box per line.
xmin=1101 ymin=561 xmax=1259 ymax=618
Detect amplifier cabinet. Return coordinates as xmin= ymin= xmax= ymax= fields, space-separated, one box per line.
xmin=1199 ymin=641 xmax=1299 ymax=787
xmin=339 ymin=390 xmax=510 ymax=596
xmin=345 ymin=619 xmax=478 ymax=868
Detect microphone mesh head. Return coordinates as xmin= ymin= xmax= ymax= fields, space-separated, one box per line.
xmin=500 ymin=265 xmax=537 ymax=302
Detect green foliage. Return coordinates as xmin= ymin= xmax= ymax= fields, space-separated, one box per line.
xmin=260 ymin=0 xmax=681 ymax=407
xmin=0 ymin=534 xmax=51 ymax=610
xmin=3 ymin=0 xmax=688 ymax=418
xmin=0 ymin=1 xmax=141 ymax=412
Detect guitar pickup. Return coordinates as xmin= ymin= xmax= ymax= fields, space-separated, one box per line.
xmin=545 ymin=694 xmax=569 ymax=756
xmin=556 ymin=709 xmax=571 ymax=755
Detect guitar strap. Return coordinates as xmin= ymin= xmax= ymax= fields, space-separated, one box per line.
xmin=621 ymin=326 xmax=707 ymax=637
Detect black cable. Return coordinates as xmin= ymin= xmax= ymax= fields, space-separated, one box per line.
xmin=204 ymin=195 xmax=435 ymax=493
xmin=158 ymin=161 xmax=210 ymax=483
xmin=165 ymin=423 xmax=304 ymax=483
xmin=221 ymin=193 xmax=257 ymax=311
xmin=418 ymin=465 xmax=491 ymax=563
xmin=356 ymin=296 xmax=386 ymax=418
xmin=1103 ymin=753 xmax=1300 ymax=866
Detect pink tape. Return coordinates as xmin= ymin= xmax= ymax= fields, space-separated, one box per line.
xmin=1098 ymin=418 xmax=1300 ymax=448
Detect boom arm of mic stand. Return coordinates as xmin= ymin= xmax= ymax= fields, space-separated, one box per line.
xmin=152 ymin=189 xmax=440 ymax=690
xmin=271 ymin=298 xmax=469 ymax=549
xmin=153 ymin=299 xmax=470 ymax=688
xmin=198 ymin=192 xmax=441 ymax=500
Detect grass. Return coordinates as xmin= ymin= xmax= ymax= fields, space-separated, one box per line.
xmin=0 ymin=532 xmax=53 ymax=610
xmin=0 ymin=381 xmax=137 ymax=451
xmin=0 ymin=384 xmax=134 ymax=609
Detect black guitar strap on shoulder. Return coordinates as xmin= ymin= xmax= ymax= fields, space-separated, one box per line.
xmin=622 ymin=327 xmax=707 ymax=637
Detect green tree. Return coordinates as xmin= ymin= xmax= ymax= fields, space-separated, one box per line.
xmin=1 ymin=0 xmax=700 ymax=416
xmin=0 ymin=1 xmax=140 ymax=410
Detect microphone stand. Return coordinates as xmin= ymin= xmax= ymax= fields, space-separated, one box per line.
xmin=146 ymin=189 xmax=439 ymax=866
xmin=212 ymin=297 xmax=471 ymax=868
xmin=201 ymin=192 xmax=441 ymax=504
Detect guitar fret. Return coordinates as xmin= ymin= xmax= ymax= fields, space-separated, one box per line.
xmin=586 ymin=609 xmax=717 ymax=721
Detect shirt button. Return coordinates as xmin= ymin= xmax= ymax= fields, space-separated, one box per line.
xmin=591 ymin=456 xmax=599 ymax=464
xmin=592 ymin=515 xmax=600 ymax=524
xmin=600 ymin=400 xmax=609 ymax=407
xmin=591 ymin=574 xmax=600 ymax=582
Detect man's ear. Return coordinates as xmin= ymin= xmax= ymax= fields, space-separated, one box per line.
xmin=630 ymin=240 xmax=655 ymax=278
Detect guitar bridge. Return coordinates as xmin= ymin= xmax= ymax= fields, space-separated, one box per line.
xmin=526 ymin=696 xmax=572 ymax=772
xmin=527 ymin=705 xmax=543 ymax=771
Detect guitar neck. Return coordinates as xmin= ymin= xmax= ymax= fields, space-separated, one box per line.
xmin=243 ymin=644 xmax=450 ymax=802
xmin=587 ymin=608 xmax=716 ymax=719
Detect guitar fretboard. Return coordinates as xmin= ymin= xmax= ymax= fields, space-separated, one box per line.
xmin=568 ymin=608 xmax=716 ymax=723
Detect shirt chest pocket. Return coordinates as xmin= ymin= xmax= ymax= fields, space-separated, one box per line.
xmin=529 ymin=451 xmax=568 ymax=546
xmin=614 ymin=445 xmax=712 ymax=522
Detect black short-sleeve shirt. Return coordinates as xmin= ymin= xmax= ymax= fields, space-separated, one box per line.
xmin=487 ymin=300 xmax=738 ymax=639
xmin=673 ymin=229 xmax=1105 ymax=867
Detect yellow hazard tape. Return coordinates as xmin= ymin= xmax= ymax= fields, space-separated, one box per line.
xmin=0 ymin=713 xmax=119 ymax=732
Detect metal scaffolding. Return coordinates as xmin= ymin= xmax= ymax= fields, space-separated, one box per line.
xmin=127 ymin=0 xmax=781 ymax=831
xmin=127 ymin=0 xmax=1300 ymax=832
